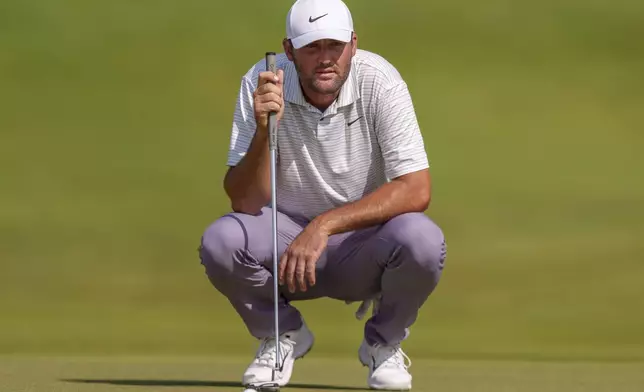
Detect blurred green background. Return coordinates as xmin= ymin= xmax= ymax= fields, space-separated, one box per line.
xmin=1 ymin=0 xmax=643 ymax=367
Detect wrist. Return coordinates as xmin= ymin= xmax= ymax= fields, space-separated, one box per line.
xmin=310 ymin=214 xmax=333 ymax=236
xmin=255 ymin=124 xmax=269 ymax=137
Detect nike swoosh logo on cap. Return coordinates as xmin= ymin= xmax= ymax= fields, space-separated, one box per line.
xmin=309 ymin=13 xmax=328 ymax=23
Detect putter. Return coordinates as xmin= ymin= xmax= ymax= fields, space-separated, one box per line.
xmin=242 ymin=51 xmax=281 ymax=392
xmin=265 ymin=51 xmax=284 ymax=392
xmin=266 ymin=51 xmax=280 ymax=389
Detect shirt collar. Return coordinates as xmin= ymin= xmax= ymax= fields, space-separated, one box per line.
xmin=336 ymin=60 xmax=360 ymax=107
xmin=283 ymin=61 xmax=308 ymax=106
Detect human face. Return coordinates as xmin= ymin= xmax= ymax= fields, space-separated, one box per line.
xmin=285 ymin=34 xmax=357 ymax=96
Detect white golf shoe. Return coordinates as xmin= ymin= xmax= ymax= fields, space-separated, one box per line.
xmin=242 ymin=322 xmax=314 ymax=388
xmin=359 ymin=339 xmax=413 ymax=390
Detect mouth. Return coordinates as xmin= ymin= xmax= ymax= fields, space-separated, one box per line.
xmin=315 ymin=70 xmax=335 ymax=81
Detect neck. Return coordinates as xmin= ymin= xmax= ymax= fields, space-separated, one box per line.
xmin=300 ymin=82 xmax=340 ymax=112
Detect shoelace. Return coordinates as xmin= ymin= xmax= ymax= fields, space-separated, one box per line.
xmin=255 ymin=336 xmax=294 ymax=367
xmin=373 ymin=344 xmax=412 ymax=370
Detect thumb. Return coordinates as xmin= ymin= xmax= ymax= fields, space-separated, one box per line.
xmin=277 ymin=69 xmax=285 ymax=88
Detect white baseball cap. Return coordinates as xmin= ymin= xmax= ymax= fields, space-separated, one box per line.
xmin=286 ymin=0 xmax=354 ymax=49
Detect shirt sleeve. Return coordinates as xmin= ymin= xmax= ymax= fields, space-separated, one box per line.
xmin=374 ymin=80 xmax=430 ymax=180
xmin=227 ymin=75 xmax=257 ymax=167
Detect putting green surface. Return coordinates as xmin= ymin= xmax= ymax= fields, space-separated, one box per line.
xmin=1 ymin=0 xmax=643 ymax=387
xmin=2 ymin=356 xmax=644 ymax=392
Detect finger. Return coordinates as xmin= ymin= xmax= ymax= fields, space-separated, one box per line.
xmin=286 ymin=252 xmax=298 ymax=293
xmin=306 ymin=256 xmax=316 ymax=287
xmin=255 ymin=92 xmax=282 ymax=104
xmin=276 ymin=69 xmax=285 ymax=118
xmin=278 ymin=252 xmax=288 ymax=286
xmin=256 ymin=82 xmax=280 ymax=94
xmin=277 ymin=69 xmax=284 ymax=88
xmin=296 ymin=257 xmax=307 ymax=292
xmin=256 ymin=82 xmax=282 ymax=97
xmin=258 ymin=102 xmax=281 ymax=114
xmin=257 ymin=71 xmax=279 ymax=87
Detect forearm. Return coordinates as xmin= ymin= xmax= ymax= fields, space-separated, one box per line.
xmin=312 ymin=170 xmax=431 ymax=236
xmin=224 ymin=128 xmax=271 ymax=214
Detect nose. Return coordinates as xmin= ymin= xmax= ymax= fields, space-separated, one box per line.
xmin=318 ymin=59 xmax=333 ymax=69
xmin=317 ymin=44 xmax=337 ymax=64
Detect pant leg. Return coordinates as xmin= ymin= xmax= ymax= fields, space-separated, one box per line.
xmin=199 ymin=207 xmax=447 ymax=346
xmin=198 ymin=207 xmax=308 ymax=339
xmin=308 ymin=212 xmax=447 ymax=346
xmin=363 ymin=213 xmax=447 ymax=346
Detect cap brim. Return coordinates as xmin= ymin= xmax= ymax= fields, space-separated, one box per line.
xmin=290 ymin=29 xmax=352 ymax=49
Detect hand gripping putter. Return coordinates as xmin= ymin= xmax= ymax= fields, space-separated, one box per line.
xmin=244 ymin=52 xmax=281 ymax=392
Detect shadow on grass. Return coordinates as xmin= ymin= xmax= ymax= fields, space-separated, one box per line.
xmin=62 ymin=378 xmax=370 ymax=390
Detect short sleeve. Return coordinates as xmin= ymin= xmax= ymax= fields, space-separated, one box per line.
xmin=227 ymin=76 xmax=257 ymax=167
xmin=374 ymin=81 xmax=429 ymax=180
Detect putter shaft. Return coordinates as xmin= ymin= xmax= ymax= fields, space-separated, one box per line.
xmin=265 ymin=52 xmax=280 ymax=380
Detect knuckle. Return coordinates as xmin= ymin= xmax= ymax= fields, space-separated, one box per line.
xmin=263 ymin=93 xmax=275 ymax=102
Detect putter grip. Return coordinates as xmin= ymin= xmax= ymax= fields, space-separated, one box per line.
xmin=265 ymin=52 xmax=278 ymax=151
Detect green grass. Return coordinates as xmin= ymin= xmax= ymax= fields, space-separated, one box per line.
xmin=1 ymin=0 xmax=643 ymax=382
xmin=2 ymin=356 xmax=644 ymax=392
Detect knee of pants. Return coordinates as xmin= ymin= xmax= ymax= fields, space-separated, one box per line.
xmin=199 ymin=215 xmax=249 ymax=277
xmin=380 ymin=212 xmax=447 ymax=275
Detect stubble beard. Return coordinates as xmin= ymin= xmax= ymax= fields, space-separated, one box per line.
xmin=294 ymin=57 xmax=352 ymax=96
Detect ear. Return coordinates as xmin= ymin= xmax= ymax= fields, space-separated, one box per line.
xmin=351 ymin=32 xmax=358 ymax=56
xmin=283 ymin=39 xmax=295 ymax=61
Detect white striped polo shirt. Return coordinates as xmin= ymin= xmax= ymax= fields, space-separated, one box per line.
xmin=227 ymin=49 xmax=429 ymax=221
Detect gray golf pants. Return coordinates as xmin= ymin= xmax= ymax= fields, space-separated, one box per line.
xmin=198 ymin=207 xmax=447 ymax=346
